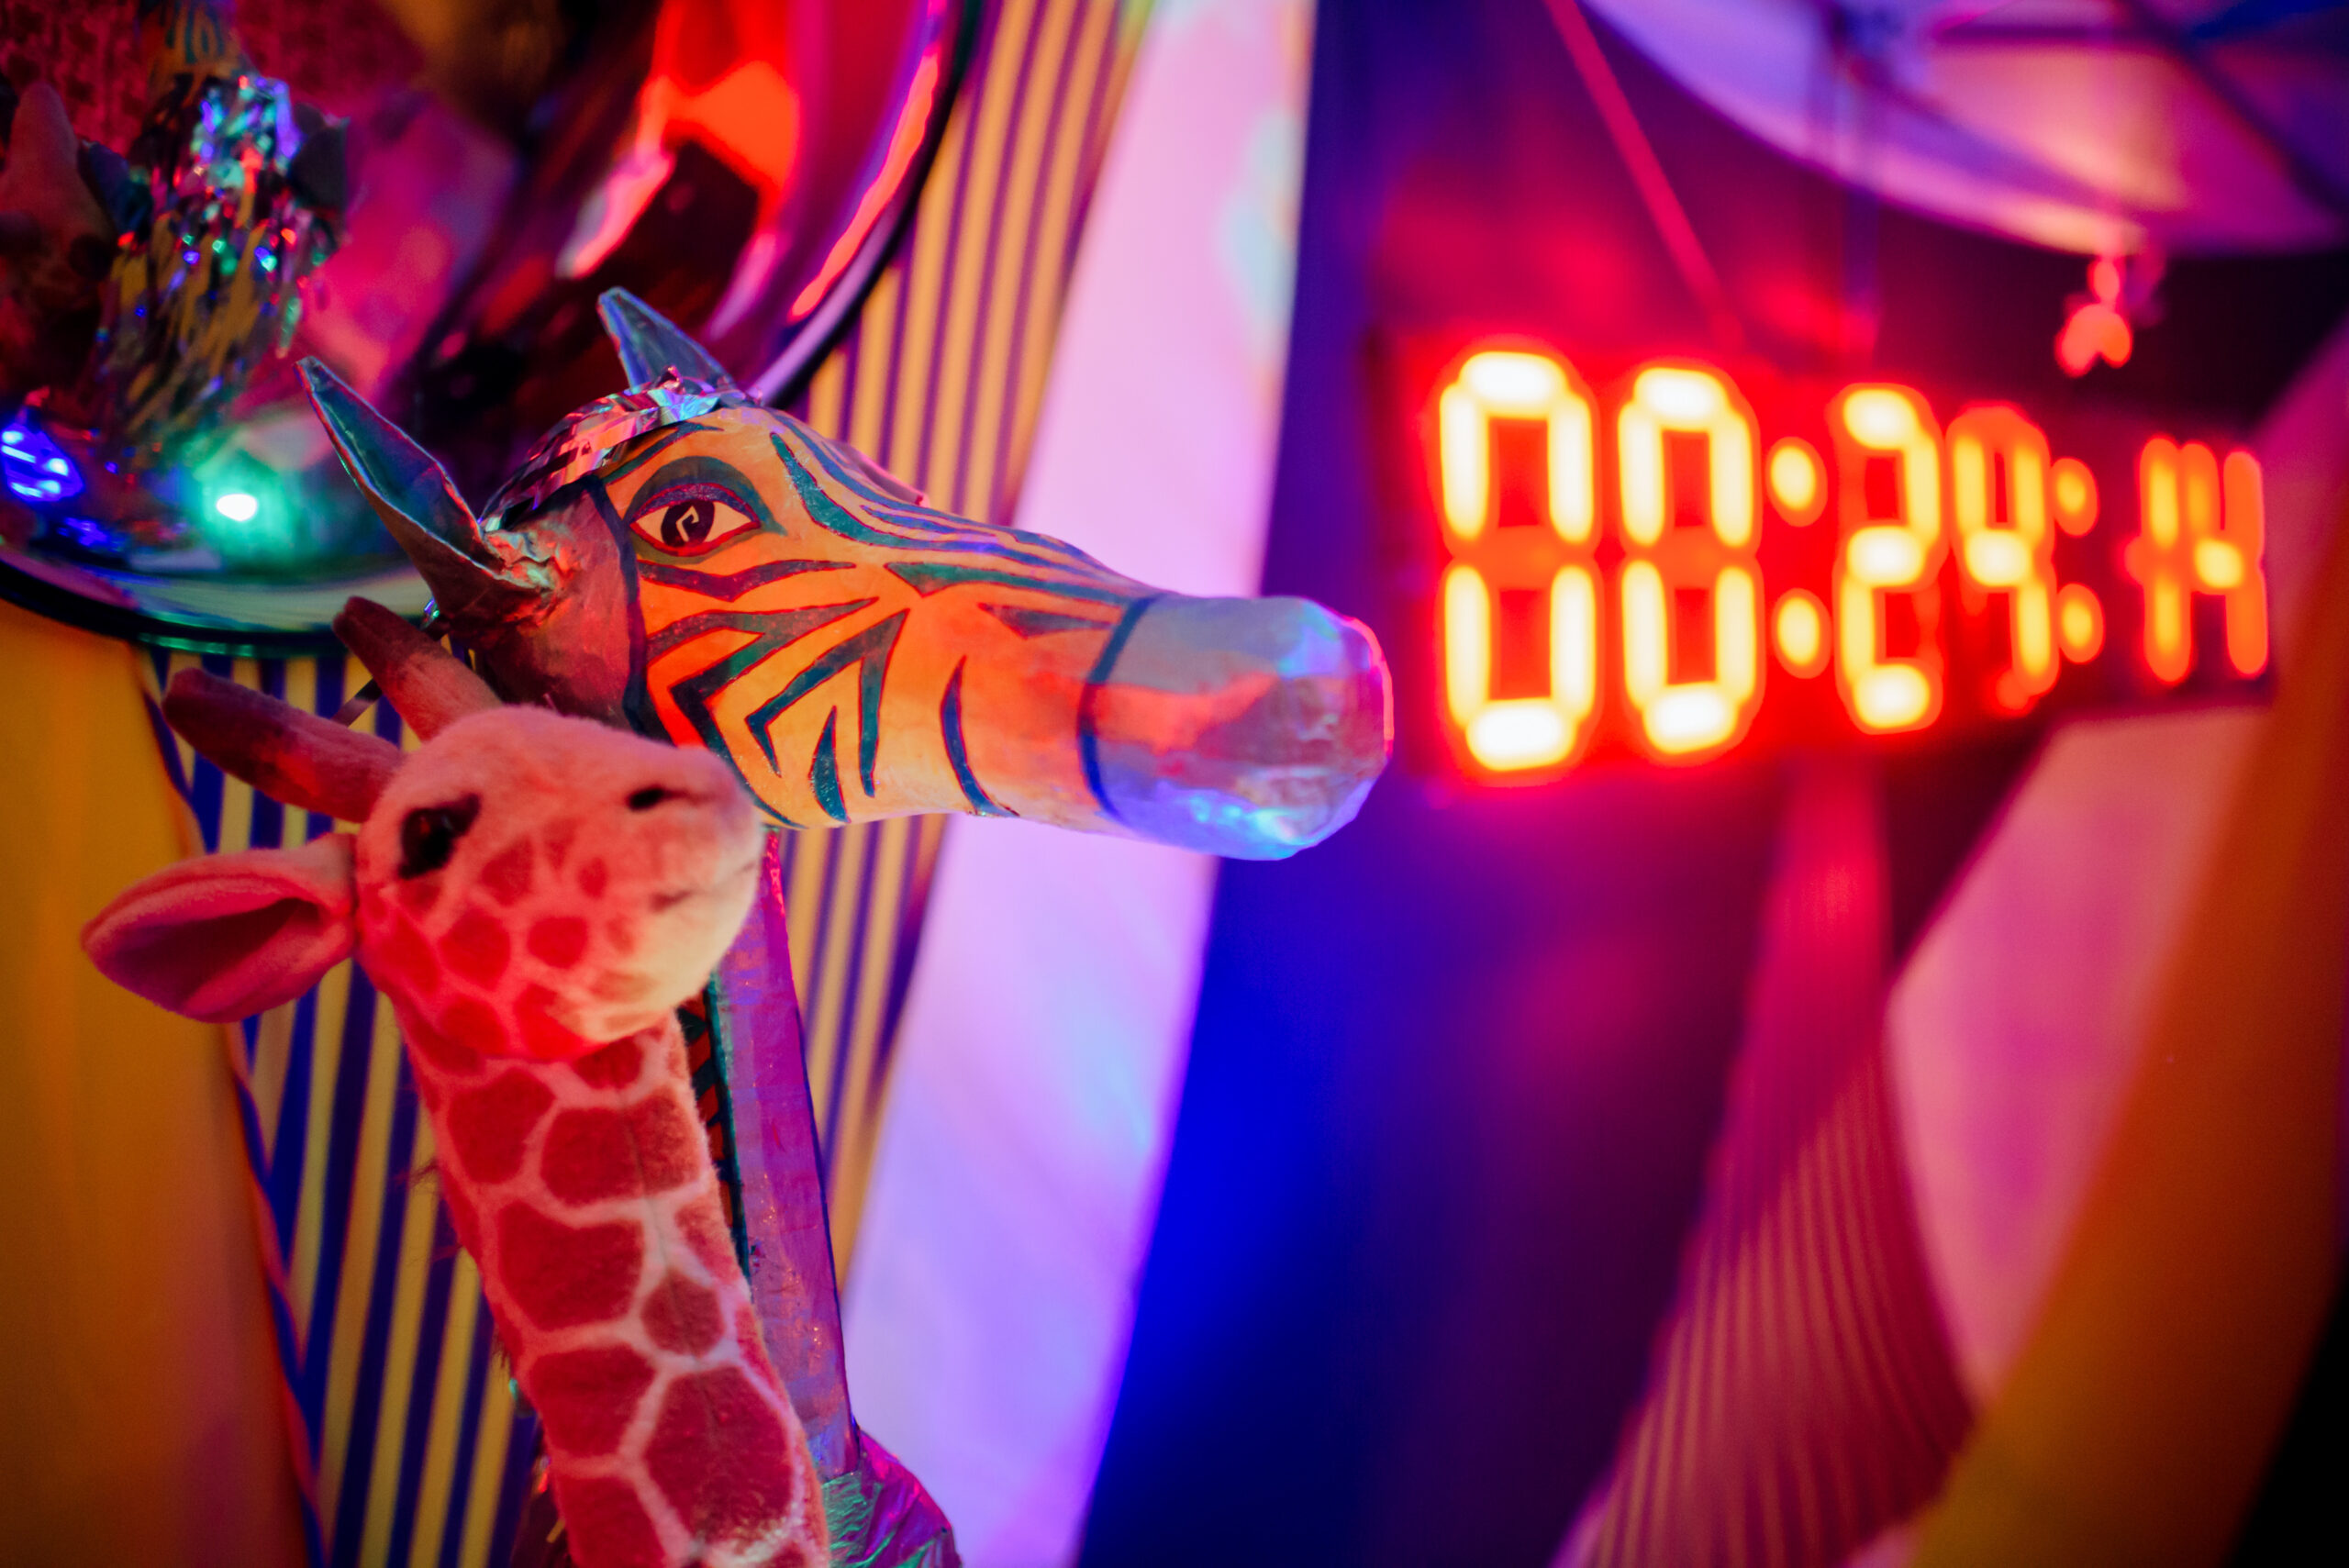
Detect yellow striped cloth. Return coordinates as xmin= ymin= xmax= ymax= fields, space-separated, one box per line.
xmin=784 ymin=0 xmax=1146 ymax=1273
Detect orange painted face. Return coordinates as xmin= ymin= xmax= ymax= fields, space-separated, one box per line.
xmin=605 ymin=404 xmax=1155 ymax=829
xmin=305 ymin=291 xmax=1390 ymax=858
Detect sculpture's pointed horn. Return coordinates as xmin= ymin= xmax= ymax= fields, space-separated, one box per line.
xmin=299 ymin=359 xmax=531 ymax=624
xmin=597 ymin=288 xmax=735 ymax=390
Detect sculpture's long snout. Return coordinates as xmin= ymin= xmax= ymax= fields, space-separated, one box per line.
xmin=303 ymin=295 xmax=1395 ymax=860
xmin=1088 ymin=595 xmax=1390 ymax=859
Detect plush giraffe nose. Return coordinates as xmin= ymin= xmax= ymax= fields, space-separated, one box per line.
xmin=1085 ymin=595 xmax=1390 ymax=859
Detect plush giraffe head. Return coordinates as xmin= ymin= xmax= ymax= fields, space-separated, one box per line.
xmin=83 ymin=601 xmax=760 ymax=1049
xmin=83 ymin=604 xmax=827 ymax=1568
xmin=299 ymin=291 xmax=1391 ymax=857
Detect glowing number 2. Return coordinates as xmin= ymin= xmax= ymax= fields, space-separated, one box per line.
xmin=1948 ymin=405 xmax=2057 ymax=713
xmin=1616 ymin=363 xmax=1763 ymax=761
xmin=1437 ymin=350 xmax=1599 ymax=773
xmin=1831 ymin=385 xmax=1946 ymax=734
xmin=2126 ymin=438 xmax=2268 ymax=684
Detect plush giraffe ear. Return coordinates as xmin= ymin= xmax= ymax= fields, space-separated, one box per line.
xmin=83 ymin=835 xmax=359 ymax=1023
xmin=597 ymin=288 xmax=736 ymax=390
xmin=164 ymin=668 xmax=402 ymax=821
xmin=333 ymin=596 xmax=500 ymax=740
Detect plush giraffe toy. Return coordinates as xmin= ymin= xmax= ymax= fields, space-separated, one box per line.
xmin=83 ymin=601 xmax=827 ymax=1568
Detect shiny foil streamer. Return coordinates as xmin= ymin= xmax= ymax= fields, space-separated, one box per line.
xmin=91 ymin=72 xmax=338 ymax=473
xmin=480 ymin=371 xmax=749 ymax=528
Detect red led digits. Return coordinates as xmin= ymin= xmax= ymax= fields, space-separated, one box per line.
xmin=1436 ymin=350 xmax=1600 ymax=773
xmin=2127 ymin=439 xmax=2268 ymax=683
xmin=1948 ymin=406 xmax=2058 ymax=713
xmin=1423 ymin=347 xmax=2271 ymax=777
xmin=1616 ymin=364 xmax=1763 ymax=762
xmin=1831 ymin=385 xmax=1947 ymax=734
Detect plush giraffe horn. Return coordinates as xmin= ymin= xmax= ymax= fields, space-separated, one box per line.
xmin=597 ymin=287 xmax=736 ymax=390
xmin=332 ymin=596 xmax=501 ymax=740
xmin=162 ymin=669 xmax=404 ymax=821
xmin=298 ymin=359 xmax=538 ymax=625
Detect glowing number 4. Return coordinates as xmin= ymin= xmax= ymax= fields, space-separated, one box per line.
xmin=2128 ymin=438 xmax=2267 ymax=684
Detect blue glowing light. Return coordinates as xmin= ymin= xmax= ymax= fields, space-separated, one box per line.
xmin=1 ymin=417 xmax=84 ymax=505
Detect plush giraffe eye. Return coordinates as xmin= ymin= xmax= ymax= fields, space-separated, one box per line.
xmin=398 ymin=795 xmax=481 ymax=879
xmin=629 ymin=492 xmax=758 ymax=556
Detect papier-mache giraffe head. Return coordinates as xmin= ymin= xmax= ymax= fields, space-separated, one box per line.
xmin=297 ymin=291 xmax=1391 ymax=857
xmin=83 ymin=599 xmax=760 ymax=1049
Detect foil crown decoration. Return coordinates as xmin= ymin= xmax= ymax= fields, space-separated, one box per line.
xmin=478 ymin=369 xmax=750 ymax=528
xmin=87 ymin=71 xmax=340 ymax=474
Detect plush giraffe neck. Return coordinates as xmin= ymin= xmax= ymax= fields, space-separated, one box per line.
xmin=342 ymin=708 xmax=823 ymax=1568
xmin=80 ymin=635 xmax=829 ymax=1565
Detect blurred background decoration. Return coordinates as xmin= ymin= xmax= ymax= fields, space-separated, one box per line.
xmin=1583 ymin=0 xmax=2349 ymax=257
xmin=0 ymin=0 xmax=970 ymax=648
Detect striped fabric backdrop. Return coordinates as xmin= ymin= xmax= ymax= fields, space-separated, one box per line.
xmin=128 ymin=3 xmax=1150 ymax=1562
xmin=1564 ymin=760 xmax=1976 ymax=1568
xmin=140 ymin=649 xmax=534 ymax=1568
xmin=781 ymin=0 xmax=1149 ymax=1273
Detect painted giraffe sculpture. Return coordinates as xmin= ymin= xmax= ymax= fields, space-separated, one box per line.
xmin=83 ymin=615 xmax=828 ymax=1568
xmin=298 ymin=289 xmax=1392 ymax=858
xmin=284 ymin=290 xmax=1390 ymax=1562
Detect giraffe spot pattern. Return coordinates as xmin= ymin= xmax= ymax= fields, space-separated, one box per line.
xmin=543 ymin=817 xmax=578 ymax=873
xmin=516 ymin=983 xmax=593 ymax=1061
xmin=440 ymin=996 xmax=508 ymax=1059
xmin=497 ymin=1204 xmax=644 ymax=1331
xmin=540 ymin=1094 xmax=705 ymax=1207
xmin=644 ymin=1367 xmax=795 ymax=1548
xmin=371 ymin=916 xmax=441 ymax=1002
xmin=443 ymin=1070 xmax=557 ymax=1184
xmin=441 ymin=904 xmax=511 ymax=987
xmin=733 ymin=1316 xmax=778 ymax=1392
xmin=674 ymin=1193 xmax=738 ymax=1280
xmin=640 ymin=1271 xmax=726 ymax=1356
xmin=479 ymin=836 xmax=536 ymax=905
xmin=396 ymin=873 xmax=443 ymax=916
xmin=530 ymin=1342 xmax=658 ymax=1459
xmin=550 ymin=1473 xmax=665 ymax=1568
xmin=579 ymin=858 xmax=609 ymax=899
xmin=529 ymin=915 xmax=592 ymax=969
xmin=574 ymin=1035 xmax=644 ymax=1090
xmin=406 ymin=1006 xmax=485 ymax=1076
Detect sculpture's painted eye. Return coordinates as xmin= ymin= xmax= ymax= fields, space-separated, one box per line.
xmin=630 ymin=491 xmax=759 ymax=555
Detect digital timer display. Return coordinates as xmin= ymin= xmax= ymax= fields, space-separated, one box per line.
xmin=1411 ymin=345 xmax=2268 ymax=781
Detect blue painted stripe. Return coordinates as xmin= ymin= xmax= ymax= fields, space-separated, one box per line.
xmin=384 ymin=1214 xmax=460 ymax=1566
xmin=941 ymin=658 xmax=1009 ymax=817
xmin=328 ymin=1056 xmax=422 ymax=1566
xmin=1076 ymin=594 xmax=1158 ymax=820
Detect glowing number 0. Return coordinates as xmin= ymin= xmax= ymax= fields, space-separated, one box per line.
xmin=1437 ymin=350 xmax=1599 ymax=773
xmin=1831 ymin=385 xmax=1946 ymax=734
xmin=1948 ymin=406 xmax=2057 ymax=713
xmin=1616 ymin=363 xmax=1763 ymax=761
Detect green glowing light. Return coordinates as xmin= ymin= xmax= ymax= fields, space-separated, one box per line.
xmin=215 ymin=492 xmax=262 ymax=523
